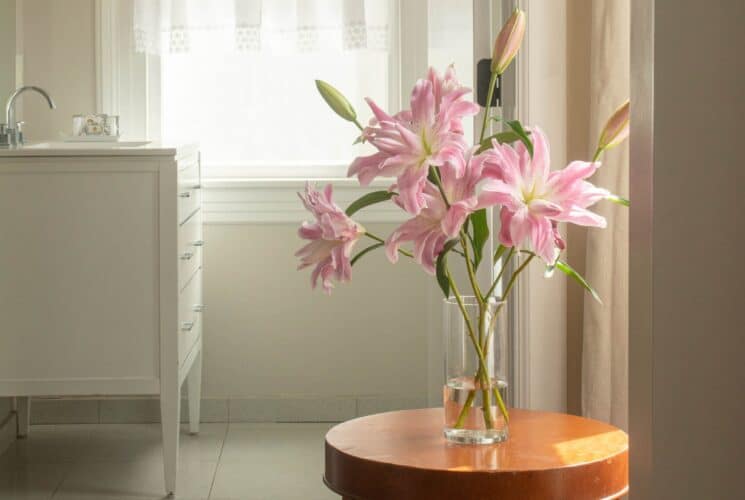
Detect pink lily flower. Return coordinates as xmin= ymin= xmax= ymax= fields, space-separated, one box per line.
xmin=348 ymin=66 xmax=479 ymax=215
xmin=385 ymin=150 xmax=487 ymax=274
xmin=296 ymin=183 xmax=365 ymax=293
xmin=479 ymin=128 xmax=609 ymax=263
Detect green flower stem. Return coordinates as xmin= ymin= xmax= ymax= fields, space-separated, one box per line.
xmin=353 ymin=118 xmax=364 ymax=131
xmin=428 ymin=166 xmax=451 ymax=209
xmin=459 ymin=233 xmax=484 ymax=305
xmin=454 ymin=389 xmax=477 ymax=428
xmin=493 ymin=386 xmax=510 ymax=424
xmin=431 ymin=161 xmax=493 ymax=429
xmin=459 ymin=251 xmax=535 ymax=427
xmin=447 ymin=270 xmax=496 ymax=430
xmin=592 ymin=147 xmax=603 ymax=162
xmin=483 ymin=253 xmax=535 ymax=359
xmin=484 ymin=247 xmax=515 ymax=300
xmin=478 ymin=300 xmax=495 ymax=429
xmin=479 ymin=71 xmax=500 ymax=143
xmin=363 ymin=232 xmax=413 ymax=258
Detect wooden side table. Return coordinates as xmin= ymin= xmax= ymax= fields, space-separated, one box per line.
xmin=324 ymin=408 xmax=628 ymax=500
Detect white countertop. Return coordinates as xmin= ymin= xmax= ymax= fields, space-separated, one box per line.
xmin=0 ymin=140 xmax=198 ymax=158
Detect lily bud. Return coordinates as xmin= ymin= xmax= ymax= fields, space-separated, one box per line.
xmin=315 ymin=80 xmax=357 ymax=123
xmin=491 ymin=9 xmax=526 ymax=75
xmin=598 ymin=99 xmax=630 ymax=151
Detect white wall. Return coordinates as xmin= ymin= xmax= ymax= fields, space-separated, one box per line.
xmin=202 ymin=222 xmax=433 ymax=399
xmin=0 ymin=0 xmax=18 ymax=451
xmin=18 ymin=0 xmax=96 ymax=141
xmin=0 ymin=0 xmax=16 ymax=98
xmin=630 ymin=0 xmax=745 ymax=497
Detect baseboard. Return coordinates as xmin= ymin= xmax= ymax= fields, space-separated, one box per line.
xmin=28 ymin=396 xmax=428 ymax=424
xmin=0 ymin=410 xmax=16 ymax=456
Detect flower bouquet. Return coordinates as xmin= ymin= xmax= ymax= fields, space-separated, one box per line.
xmin=296 ymin=9 xmax=629 ymax=444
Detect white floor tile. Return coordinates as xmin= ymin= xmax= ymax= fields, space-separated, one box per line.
xmin=0 ymin=421 xmax=340 ymax=500
xmin=2 ymin=427 xmax=93 ymax=464
xmin=210 ymin=423 xmax=335 ymax=500
xmin=219 ymin=423 xmax=332 ymax=464
xmin=0 ymin=461 xmax=69 ymax=500
xmin=77 ymin=424 xmax=226 ymax=464
xmin=53 ymin=460 xmax=216 ymax=500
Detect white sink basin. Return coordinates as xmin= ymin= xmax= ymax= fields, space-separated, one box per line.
xmin=25 ymin=141 xmax=151 ymax=149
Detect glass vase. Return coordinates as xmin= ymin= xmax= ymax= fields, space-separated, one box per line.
xmin=443 ymin=296 xmax=509 ymax=444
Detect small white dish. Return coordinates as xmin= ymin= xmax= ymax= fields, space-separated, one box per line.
xmin=62 ymin=135 xmax=121 ymax=143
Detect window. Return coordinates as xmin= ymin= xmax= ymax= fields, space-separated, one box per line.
xmin=160 ymin=49 xmax=391 ymax=178
xmin=102 ymin=0 xmax=399 ymax=179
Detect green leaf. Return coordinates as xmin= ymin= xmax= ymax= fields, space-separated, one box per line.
xmin=350 ymin=242 xmax=384 ymax=266
xmin=492 ymin=243 xmax=507 ymax=265
xmin=345 ymin=191 xmax=395 ymax=217
xmin=352 ymin=135 xmax=365 ymax=145
xmin=556 ymin=260 xmax=602 ymax=304
xmin=470 ymin=209 xmax=489 ymax=269
xmin=505 ymin=120 xmax=534 ymax=158
xmin=435 ymin=240 xmax=459 ymax=299
xmin=607 ymin=194 xmax=630 ymax=207
xmin=476 ymin=130 xmax=527 ymax=153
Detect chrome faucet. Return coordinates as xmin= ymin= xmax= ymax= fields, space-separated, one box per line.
xmin=0 ymin=86 xmax=56 ymax=147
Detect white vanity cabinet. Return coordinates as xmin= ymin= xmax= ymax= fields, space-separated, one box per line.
xmin=0 ymin=143 xmax=202 ymax=495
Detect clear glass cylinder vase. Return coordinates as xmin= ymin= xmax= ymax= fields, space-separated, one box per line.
xmin=443 ymin=296 xmax=509 ymax=444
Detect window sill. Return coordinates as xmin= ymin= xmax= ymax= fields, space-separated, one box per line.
xmin=202 ymin=177 xmax=403 ymax=224
xmin=202 ymin=177 xmax=391 ymax=189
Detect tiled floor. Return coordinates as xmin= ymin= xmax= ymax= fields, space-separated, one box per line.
xmin=0 ymin=422 xmax=338 ymax=499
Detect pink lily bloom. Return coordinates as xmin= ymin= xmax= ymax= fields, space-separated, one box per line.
xmin=296 ymin=183 xmax=365 ymax=293
xmin=348 ymin=66 xmax=479 ymax=215
xmin=479 ymin=128 xmax=609 ymax=263
xmin=385 ymin=150 xmax=488 ymax=274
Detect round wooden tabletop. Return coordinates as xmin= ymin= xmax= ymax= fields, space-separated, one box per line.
xmin=324 ymin=408 xmax=628 ymax=500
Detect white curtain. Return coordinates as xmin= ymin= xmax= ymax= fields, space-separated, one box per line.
xmin=133 ymin=0 xmax=389 ymax=54
xmin=581 ymin=0 xmax=630 ymax=429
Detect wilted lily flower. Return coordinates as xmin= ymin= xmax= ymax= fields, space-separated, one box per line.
xmin=491 ymin=8 xmax=526 ymax=75
xmin=296 ymin=183 xmax=365 ymax=293
xmin=597 ymin=99 xmax=630 ymax=152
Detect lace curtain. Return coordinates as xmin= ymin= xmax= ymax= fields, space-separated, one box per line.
xmin=133 ymin=0 xmax=389 ymax=54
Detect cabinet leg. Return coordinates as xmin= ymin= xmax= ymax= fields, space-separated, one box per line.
xmin=160 ymin=389 xmax=180 ymax=495
xmin=15 ymin=397 xmax=30 ymax=438
xmin=187 ymin=350 xmax=202 ymax=435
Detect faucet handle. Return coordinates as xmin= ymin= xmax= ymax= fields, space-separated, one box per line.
xmin=0 ymin=124 xmax=10 ymax=147
xmin=15 ymin=122 xmax=25 ymax=145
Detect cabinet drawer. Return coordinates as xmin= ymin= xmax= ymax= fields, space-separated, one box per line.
xmin=178 ymin=270 xmax=203 ymax=366
xmin=178 ymin=211 xmax=202 ymax=290
xmin=178 ymin=185 xmax=201 ymax=225
xmin=178 ymin=159 xmax=201 ymax=224
xmin=178 ymin=154 xmax=200 ymax=181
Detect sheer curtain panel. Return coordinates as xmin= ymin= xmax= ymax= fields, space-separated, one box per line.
xmin=133 ymin=0 xmax=389 ymax=54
